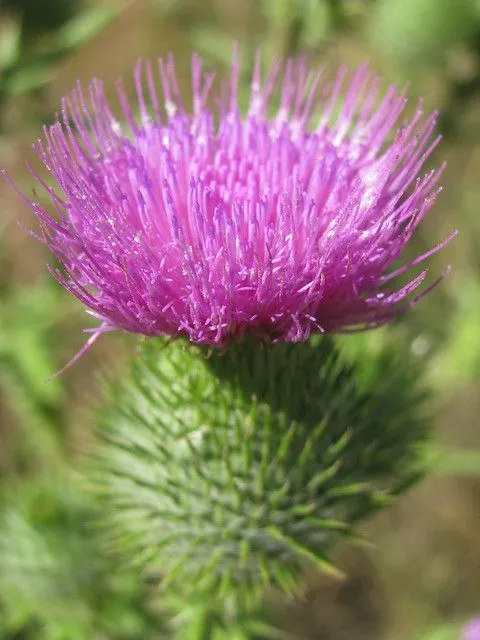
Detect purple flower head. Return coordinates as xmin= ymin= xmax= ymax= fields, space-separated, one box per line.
xmin=463 ymin=618 xmax=480 ymax=640
xmin=8 ymin=50 xmax=453 ymax=354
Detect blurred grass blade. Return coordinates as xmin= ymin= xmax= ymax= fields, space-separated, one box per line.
xmin=54 ymin=4 xmax=118 ymax=50
xmin=1 ymin=4 xmax=118 ymax=99
xmin=0 ymin=16 xmax=21 ymax=70
xmin=426 ymin=445 xmax=480 ymax=476
xmin=5 ymin=58 xmax=57 ymax=96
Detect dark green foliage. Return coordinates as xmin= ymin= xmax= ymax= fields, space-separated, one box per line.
xmin=0 ymin=2 xmax=117 ymax=119
xmin=93 ymin=336 xmax=429 ymax=609
xmin=0 ymin=283 xmax=67 ymax=474
xmin=0 ymin=473 xmax=167 ymax=639
xmin=369 ymin=0 xmax=477 ymax=65
xmin=1 ymin=0 xmax=79 ymax=36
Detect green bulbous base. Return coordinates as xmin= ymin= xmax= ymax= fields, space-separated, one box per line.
xmin=93 ymin=336 xmax=428 ymax=606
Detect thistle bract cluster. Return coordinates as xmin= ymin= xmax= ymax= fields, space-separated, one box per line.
xmin=12 ymin=51 xmax=450 ymax=349
xmin=95 ymin=337 xmax=428 ymax=606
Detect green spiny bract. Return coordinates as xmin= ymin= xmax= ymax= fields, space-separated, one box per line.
xmin=93 ymin=335 xmax=429 ymax=608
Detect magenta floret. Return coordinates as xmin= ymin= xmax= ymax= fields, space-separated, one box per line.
xmin=8 ymin=51 xmax=453 ymax=351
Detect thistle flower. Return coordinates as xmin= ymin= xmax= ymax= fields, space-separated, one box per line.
xmin=8 ymin=51 xmax=452 ymax=352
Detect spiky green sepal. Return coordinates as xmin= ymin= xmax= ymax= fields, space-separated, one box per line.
xmin=93 ymin=335 xmax=429 ymax=608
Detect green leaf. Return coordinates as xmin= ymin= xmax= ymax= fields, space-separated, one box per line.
xmin=0 ymin=473 xmax=166 ymax=637
xmin=5 ymin=57 xmax=57 ymax=96
xmin=430 ymin=279 xmax=480 ymax=389
xmin=0 ymin=16 xmax=21 ymax=70
xmin=426 ymin=445 xmax=480 ymax=477
xmin=369 ymin=0 xmax=477 ymax=65
xmin=0 ymin=5 xmax=118 ymax=100
xmin=301 ymin=0 xmax=333 ymax=47
xmin=54 ymin=4 xmax=119 ymax=51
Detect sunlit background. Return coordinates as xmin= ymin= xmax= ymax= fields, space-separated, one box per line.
xmin=0 ymin=1 xmax=479 ymax=638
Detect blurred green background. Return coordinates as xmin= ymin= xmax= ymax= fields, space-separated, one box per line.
xmin=0 ymin=0 xmax=480 ymax=638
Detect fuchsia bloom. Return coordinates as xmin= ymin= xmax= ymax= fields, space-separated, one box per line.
xmin=9 ymin=51 xmax=452 ymax=352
